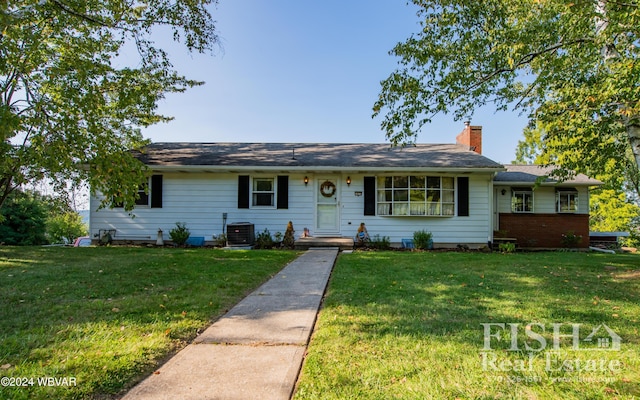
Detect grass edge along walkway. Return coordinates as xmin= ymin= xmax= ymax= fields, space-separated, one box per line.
xmin=0 ymin=246 xmax=299 ymax=400
xmin=294 ymin=251 xmax=640 ymax=400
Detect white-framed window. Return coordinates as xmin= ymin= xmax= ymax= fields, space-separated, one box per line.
xmin=252 ymin=177 xmax=275 ymax=207
xmin=511 ymin=188 xmax=533 ymax=213
xmin=376 ymin=175 xmax=455 ymax=216
xmin=556 ymin=189 xmax=578 ymax=213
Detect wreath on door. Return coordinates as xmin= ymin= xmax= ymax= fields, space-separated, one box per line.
xmin=320 ymin=180 xmax=336 ymax=197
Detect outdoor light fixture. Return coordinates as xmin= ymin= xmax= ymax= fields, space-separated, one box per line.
xmin=304 ymin=176 xmax=309 ymax=186
xmin=346 ymin=176 xmax=351 ymax=186
xmin=501 ymin=189 xmax=506 ymax=195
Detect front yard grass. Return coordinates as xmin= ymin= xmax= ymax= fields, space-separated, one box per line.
xmin=0 ymin=246 xmax=299 ymax=399
xmin=295 ymin=251 xmax=640 ymax=399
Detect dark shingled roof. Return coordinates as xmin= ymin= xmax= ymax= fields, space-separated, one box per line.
xmin=494 ymin=165 xmax=602 ymax=185
xmin=134 ymin=142 xmax=504 ymax=170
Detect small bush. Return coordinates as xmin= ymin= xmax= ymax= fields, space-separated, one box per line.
xmin=498 ymin=242 xmax=516 ymax=253
xmin=255 ymin=228 xmax=275 ymax=249
xmin=561 ymin=231 xmax=582 ymax=248
xmin=47 ymin=211 xmax=88 ymax=244
xmin=413 ymin=230 xmax=433 ymax=250
xmin=370 ymin=234 xmax=391 ymax=250
xmin=622 ymin=230 xmax=640 ymax=248
xmin=169 ymin=222 xmax=191 ymax=246
xmin=274 ymin=231 xmax=283 ymax=244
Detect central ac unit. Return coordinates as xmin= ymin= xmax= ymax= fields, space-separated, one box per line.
xmin=227 ymin=222 xmax=255 ymax=246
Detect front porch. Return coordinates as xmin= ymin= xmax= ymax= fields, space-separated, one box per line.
xmin=294 ymin=237 xmax=354 ymax=251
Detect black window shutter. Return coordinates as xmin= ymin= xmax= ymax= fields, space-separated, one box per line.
xmin=238 ymin=175 xmax=250 ymax=209
xmin=277 ymin=175 xmax=289 ymax=209
xmin=364 ymin=176 xmax=376 ymax=216
xmin=457 ymin=177 xmax=469 ymax=216
xmin=150 ymin=175 xmax=163 ymax=208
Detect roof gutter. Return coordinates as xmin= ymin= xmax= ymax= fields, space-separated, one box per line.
xmin=493 ymin=181 xmax=603 ymax=186
xmin=145 ymin=165 xmax=506 ymax=174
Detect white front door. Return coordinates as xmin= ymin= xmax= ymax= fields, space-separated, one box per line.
xmin=316 ymin=177 xmax=340 ymax=235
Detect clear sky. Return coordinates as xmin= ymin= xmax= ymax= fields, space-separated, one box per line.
xmin=142 ymin=0 xmax=529 ymax=164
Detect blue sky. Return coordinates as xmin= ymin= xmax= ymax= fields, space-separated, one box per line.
xmin=143 ymin=0 xmax=529 ymax=163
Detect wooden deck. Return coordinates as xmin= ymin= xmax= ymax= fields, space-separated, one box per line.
xmin=294 ymin=237 xmax=354 ymax=251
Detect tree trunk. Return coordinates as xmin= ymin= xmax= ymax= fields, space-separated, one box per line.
xmin=626 ymin=122 xmax=640 ymax=189
xmin=0 ymin=175 xmax=15 ymax=211
xmin=595 ymin=0 xmax=640 ymax=199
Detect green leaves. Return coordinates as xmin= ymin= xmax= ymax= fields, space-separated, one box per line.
xmin=0 ymin=0 xmax=219 ymax=211
xmin=375 ymin=0 xmax=640 ymax=172
xmin=590 ymin=189 xmax=640 ymax=233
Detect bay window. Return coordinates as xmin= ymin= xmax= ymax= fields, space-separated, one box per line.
xmin=377 ymin=176 xmax=455 ymax=216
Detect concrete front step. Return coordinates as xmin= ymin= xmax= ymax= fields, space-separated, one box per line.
xmin=294 ymin=237 xmax=354 ymax=250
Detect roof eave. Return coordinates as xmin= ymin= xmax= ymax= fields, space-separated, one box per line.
xmin=493 ymin=180 xmax=603 ymax=186
xmin=146 ymin=165 xmax=505 ymax=174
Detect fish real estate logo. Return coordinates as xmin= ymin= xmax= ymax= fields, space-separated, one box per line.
xmin=480 ymin=322 xmax=623 ymax=379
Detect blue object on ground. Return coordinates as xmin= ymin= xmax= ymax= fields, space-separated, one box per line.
xmin=186 ymin=237 xmax=205 ymax=247
xmin=401 ymin=239 xmax=414 ymax=249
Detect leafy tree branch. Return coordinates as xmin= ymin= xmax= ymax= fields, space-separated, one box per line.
xmin=1 ymin=0 xmax=219 ymax=212
xmin=374 ymin=0 xmax=640 ymax=185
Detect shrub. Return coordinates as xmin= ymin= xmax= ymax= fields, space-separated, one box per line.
xmin=413 ymin=230 xmax=433 ymax=250
xmin=498 ymin=242 xmax=516 ymax=253
xmin=561 ymin=231 xmax=583 ymax=248
xmin=274 ymin=231 xmax=283 ymax=244
xmin=47 ymin=211 xmax=88 ymax=244
xmin=255 ymin=228 xmax=275 ymax=249
xmin=370 ymin=234 xmax=391 ymax=250
xmin=169 ymin=222 xmax=190 ymax=246
xmin=622 ymin=230 xmax=640 ymax=248
xmin=0 ymin=191 xmax=49 ymax=245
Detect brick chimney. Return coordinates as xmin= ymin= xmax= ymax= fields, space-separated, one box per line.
xmin=456 ymin=121 xmax=482 ymax=154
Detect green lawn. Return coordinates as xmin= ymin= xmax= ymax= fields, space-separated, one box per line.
xmin=295 ymin=251 xmax=640 ymax=400
xmin=0 ymin=246 xmax=299 ymax=400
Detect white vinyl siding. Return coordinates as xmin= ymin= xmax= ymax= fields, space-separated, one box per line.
xmin=495 ymin=186 xmax=590 ymax=215
xmin=91 ymin=172 xmax=495 ymax=246
xmin=91 ymin=172 xmax=313 ymax=242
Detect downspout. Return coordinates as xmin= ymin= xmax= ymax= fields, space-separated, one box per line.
xmin=489 ymin=173 xmax=496 ymax=248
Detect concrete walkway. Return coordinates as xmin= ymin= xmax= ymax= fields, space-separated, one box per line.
xmin=122 ymin=248 xmax=338 ymax=400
